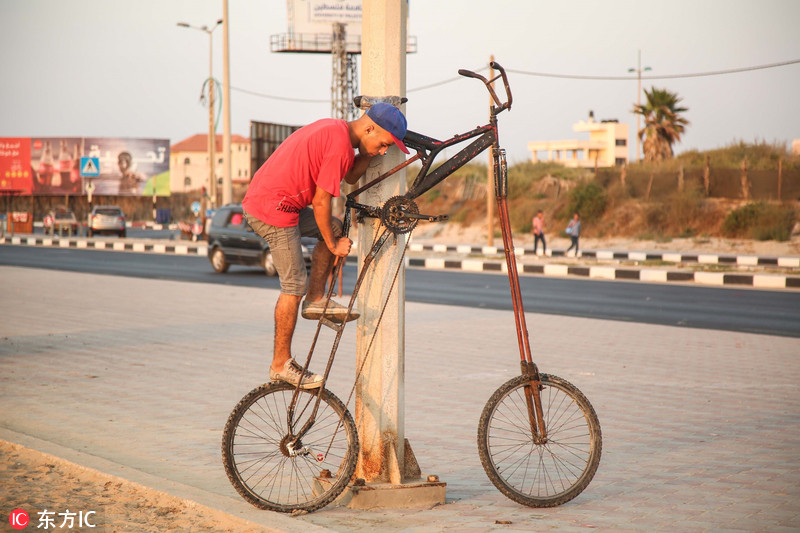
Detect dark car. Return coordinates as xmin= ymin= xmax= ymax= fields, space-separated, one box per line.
xmin=206 ymin=204 xmax=313 ymax=276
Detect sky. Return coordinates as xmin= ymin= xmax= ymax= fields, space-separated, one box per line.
xmin=1 ymin=0 xmax=799 ymax=165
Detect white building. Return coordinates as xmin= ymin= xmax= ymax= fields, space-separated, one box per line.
xmin=528 ymin=114 xmax=629 ymax=168
xmin=169 ymin=134 xmax=250 ymax=194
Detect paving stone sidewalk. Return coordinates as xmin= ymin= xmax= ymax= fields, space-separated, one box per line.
xmin=1 ymin=266 xmax=798 ymax=532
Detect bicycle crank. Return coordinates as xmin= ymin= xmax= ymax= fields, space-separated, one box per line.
xmin=381 ymin=195 xmax=448 ymax=235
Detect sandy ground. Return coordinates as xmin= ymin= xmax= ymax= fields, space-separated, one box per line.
xmin=0 ymin=440 xmax=267 ymax=533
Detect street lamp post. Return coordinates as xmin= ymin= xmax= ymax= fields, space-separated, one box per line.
xmin=628 ymin=49 xmax=651 ymax=163
xmin=222 ymin=0 xmax=232 ymax=206
xmin=178 ymin=18 xmax=223 ymax=208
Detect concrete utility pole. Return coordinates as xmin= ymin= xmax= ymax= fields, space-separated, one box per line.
xmin=357 ymin=0 xmax=409 ymax=486
xmin=221 ymin=0 xmax=232 ymax=206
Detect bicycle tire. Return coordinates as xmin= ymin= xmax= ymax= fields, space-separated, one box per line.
xmin=222 ymin=382 xmax=359 ymax=513
xmin=478 ymin=373 xmax=602 ymax=507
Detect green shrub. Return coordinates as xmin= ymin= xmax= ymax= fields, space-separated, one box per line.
xmin=565 ymin=181 xmax=607 ymax=223
xmin=722 ymin=202 xmax=796 ymax=241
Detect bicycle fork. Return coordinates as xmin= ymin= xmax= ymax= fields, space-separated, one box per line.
xmin=493 ymin=147 xmax=548 ymax=443
xmin=286 ymin=208 xmax=395 ymax=451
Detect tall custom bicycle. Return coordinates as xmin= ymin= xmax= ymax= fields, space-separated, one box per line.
xmin=222 ymin=62 xmax=602 ymax=513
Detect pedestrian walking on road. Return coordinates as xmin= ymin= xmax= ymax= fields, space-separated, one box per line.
xmin=565 ymin=213 xmax=581 ymax=256
xmin=532 ymin=210 xmax=547 ymax=256
xmin=242 ymin=103 xmax=409 ymax=389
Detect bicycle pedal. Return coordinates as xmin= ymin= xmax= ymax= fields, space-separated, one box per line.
xmin=321 ymin=317 xmax=343 ymax=331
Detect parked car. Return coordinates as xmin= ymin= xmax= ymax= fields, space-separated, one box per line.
xmin=43 ymin=207 xmax=79 ymax=235
xmin=88 ymin=205 xmax=126 ymax=237
xmin=206 ymin=204 xmax=313 ymax=276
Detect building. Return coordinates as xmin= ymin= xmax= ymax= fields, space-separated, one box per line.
xmin=528 ymin=113 xmax=629 ymax=168
xmin=169 ymin=134 xmax=250 ymax=194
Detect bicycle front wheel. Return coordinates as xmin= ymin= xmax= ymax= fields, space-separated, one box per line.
xmin=222 ymin=382 xmax=359 ymax=513
xmin=478 ymin=373 xmax=602 ymax=507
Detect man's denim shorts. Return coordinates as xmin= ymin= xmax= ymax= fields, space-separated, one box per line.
xmin=243 ymin=208 xmax=342 ymax=296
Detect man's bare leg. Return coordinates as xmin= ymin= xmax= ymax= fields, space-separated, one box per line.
xmin=271 ymin=293 xmax=301 ymax=372
xmin=306 ymin=242 xmax=335 ymax=303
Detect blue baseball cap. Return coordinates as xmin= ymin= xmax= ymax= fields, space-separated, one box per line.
xmin=366 ymin=103 xmax=409 ymax=154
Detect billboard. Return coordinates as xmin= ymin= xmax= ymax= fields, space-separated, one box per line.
xmin=0 ymin=138 xmax=33 ymax=195
xmin=290 ymin=0 xmax=363 ymax=36
xmin=0 ymin=137 xmax=170 ymax=197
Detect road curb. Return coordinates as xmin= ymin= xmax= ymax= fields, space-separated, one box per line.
xmin=3 ymin=234 xmax=799 ymax=290
xmin=407 ymin=243 xmax=800 ymax=268
xmin=406 ymin=256 xmax=800 ymax=290
xmin=1 ymin=234 xmax=207 ymax=256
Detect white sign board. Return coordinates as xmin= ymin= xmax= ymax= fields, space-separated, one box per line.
xmin=289 ymin=0 xmax=362 ymax=37
xmin=309 ymin=0 xmax=362 ymax=23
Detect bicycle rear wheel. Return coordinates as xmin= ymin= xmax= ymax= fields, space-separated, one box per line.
xmin=222 ymin=382 xmax=359 ymax=513
xmin=478 ymin=373 xmax=601 ymax=507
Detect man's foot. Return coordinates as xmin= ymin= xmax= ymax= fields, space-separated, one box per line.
xmin=301 ymin=298 xmax=359 ymax=323
xmin=270 ymin=357 xmax=323 ymax=389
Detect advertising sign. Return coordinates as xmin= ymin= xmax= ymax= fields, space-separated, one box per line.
xmin=290 ymin=0 xmax=362 ymax=36
xmin=0 ymin=138 xmax=34 ymax=195
xmin=0 ymin=137 xmax=170 ymax=196
xmin=309 ymin=0 xmax=362 ymax=23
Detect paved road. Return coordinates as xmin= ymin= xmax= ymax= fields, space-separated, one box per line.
xmin=1 ymin=265 xmax=798 ymax=532
xmin=1 ymin=245 xmax=799 ymax=337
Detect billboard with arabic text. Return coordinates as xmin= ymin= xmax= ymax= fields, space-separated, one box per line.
xmin=0 ymin=137 xmax=170 ymax=196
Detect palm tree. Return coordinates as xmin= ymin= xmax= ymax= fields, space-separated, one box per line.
xmin=633 ymin=87 xmax=689 ymax=162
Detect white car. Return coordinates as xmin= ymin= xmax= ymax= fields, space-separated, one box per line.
xmin=88 ymin=206 xmax=126 ymax=238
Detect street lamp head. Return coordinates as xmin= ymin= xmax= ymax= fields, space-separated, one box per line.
xmin=644 ymin=67 xmax=652 ymax=72
xmin=176 ymin=22 xmax=190 ymax=28
xmin=216 ymin=18 xmax=223 ymax=26
xmin=627 ymin=68 xmax=635 ymax=73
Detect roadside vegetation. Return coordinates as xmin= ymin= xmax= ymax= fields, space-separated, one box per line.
xmin=413 ymin=141 xmax=799 ymax=242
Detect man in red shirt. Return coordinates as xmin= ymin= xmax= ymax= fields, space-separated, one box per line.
xmin=243 ymin=103 xmax=409 ymax=389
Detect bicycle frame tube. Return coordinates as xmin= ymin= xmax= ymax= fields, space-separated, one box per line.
xmin=491 ymin=124 xmax=547 ymax=440
xmin=406 ymin=126 xmax=496 ymax=199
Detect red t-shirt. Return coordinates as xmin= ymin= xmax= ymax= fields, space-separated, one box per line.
xmin=242 ymin=119 xmax=354 ymax=227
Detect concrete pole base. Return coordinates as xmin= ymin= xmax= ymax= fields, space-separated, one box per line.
xmin=317 ymin=475 xmax=447 ymax=510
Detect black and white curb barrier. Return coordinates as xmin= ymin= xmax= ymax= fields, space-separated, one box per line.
xmin=1 ymin=235 xmax=207 ymax=256
xmin=408 ymin=243 xmax=800 ymax=268
xmin=4 ymin=235 xmax=798 ymax=289
xmin=405 ymin=256 xmax=800 ymax=290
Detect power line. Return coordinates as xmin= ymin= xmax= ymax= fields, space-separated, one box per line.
xmin=231 ymin=59 xmax=800 ymax=103
xmin=507 ymin=58 xmax=800 ymax=81
xmin=231 ymin=65 xmax=490 ymax=102
xmin=231 ymin=86 xmax=328 ymax=103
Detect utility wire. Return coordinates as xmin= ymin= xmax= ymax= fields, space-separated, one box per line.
xmin=231 ymin=66 xmax=489 ymax=102
xmin=507 ymin=58 xmax=800 ymax=81
xmin=231 ymin=85 xmax=328 ymax=103
xmin=231 ymin=59 xmax=799 ymax=102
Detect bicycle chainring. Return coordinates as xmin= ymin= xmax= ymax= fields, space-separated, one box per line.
xmin=381 ymin=196 xmax=419 ymax=235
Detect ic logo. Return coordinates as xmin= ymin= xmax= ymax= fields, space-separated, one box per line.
xmin=9 ymin=509 xmax=29 ymax=529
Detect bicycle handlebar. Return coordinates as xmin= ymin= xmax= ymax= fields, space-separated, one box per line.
xmin=458 ymin=61 xmax=513 ymax=113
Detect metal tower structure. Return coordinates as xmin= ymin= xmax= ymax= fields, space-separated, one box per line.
xmin=331 ymin=23 xmax=359 ymax=121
